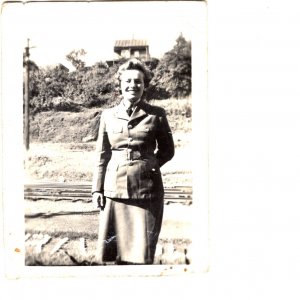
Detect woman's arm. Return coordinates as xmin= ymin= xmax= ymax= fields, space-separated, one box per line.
xmin=155 ymin=110 xmax=175 ymax=167
xmin=91 ymin=110 xmax=112 ymax=194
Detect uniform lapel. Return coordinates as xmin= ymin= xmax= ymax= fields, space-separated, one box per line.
xmin=130 ymin=101 xmax=148 ymax=121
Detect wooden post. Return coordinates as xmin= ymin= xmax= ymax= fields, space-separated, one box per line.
xmin=24 ymin=39 xmax=30 ymax=150
xmin=146 ymin=45 xmax=150 ymax=60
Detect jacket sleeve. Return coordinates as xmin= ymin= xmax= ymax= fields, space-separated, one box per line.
xmin=91 ymin=111 xmax=112 ymax=194
xmin=155 ymin=110 xmax=175 ymax=167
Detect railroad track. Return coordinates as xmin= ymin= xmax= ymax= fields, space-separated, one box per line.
xmin=24 ymin=183 xmax=193 ymax=205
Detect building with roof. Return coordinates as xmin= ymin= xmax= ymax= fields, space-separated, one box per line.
xmin=114 ymin=39 xmax=150 ymax=60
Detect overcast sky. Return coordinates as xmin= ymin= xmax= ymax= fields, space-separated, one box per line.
xmin=4 ymin=1 xmax=205 ymax=69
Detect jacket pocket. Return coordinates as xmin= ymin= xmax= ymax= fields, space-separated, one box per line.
xmin=113 ymin=126 xmax=123 ymax=133
xmin=139 ymin=159 xmax=162 ymax=193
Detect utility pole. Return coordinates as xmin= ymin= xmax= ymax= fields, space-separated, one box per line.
xmin=24 ymin=39 xmax=30 ymax=150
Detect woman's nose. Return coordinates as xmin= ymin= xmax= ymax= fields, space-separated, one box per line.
xmin=129 ymin=81 xmax=136 ymax=88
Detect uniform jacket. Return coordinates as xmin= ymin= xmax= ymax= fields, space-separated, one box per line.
xmin=92 ymin=100 xmax=175 ymax=199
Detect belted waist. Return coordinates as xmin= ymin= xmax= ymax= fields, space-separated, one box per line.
xmin=111 ymin=149 xmax=154 ymax=161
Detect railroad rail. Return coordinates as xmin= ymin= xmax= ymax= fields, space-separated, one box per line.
xmin=24 ymin=183 xmax=193 ymax=205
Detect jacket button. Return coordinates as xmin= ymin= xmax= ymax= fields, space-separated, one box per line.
xmin=128 ymin=137 xmax=133 ymax=141
xmin=128 ymin=125 xmax=133 ymax=129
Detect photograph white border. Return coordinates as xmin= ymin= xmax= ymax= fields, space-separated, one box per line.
xmin=1 ymin=0 xmax=208 ymax=279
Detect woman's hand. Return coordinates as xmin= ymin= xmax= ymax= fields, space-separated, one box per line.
xmin=92 ymin=192 xmax=106 ymax=210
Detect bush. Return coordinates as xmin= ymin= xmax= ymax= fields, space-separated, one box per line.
xmin=83 ymin=93 xmax=120 ymax=109
xmin=52 ymin=97 xmax=82 ymax=112
xmin=30 ymin=96 xmax=82 ymax=114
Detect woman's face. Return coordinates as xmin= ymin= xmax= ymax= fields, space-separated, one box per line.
xmin=120 ymin=69 xmax=145 ymax=103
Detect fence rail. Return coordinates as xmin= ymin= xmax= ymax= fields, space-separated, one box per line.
xmin=24 ymin=183 xmax=192 ymax=205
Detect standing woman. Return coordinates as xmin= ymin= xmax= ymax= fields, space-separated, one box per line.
xmin=92 ymin=58 xmax=174 ymax=265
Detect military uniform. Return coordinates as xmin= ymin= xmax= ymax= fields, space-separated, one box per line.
xmin=92 ymin=100 xmax=174 ymax=264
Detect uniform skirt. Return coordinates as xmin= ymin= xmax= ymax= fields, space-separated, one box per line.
xmin=96 ymin=197 xmax=164 ymax=264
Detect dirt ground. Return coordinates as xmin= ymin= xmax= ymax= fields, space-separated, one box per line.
xmin=25 ymin=199 xmax=193 ymax=240
xmin=24 ymin=132 xmax=193 ymax=186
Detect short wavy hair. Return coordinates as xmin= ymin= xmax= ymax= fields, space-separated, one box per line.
xmin=115 ymin=58 xmax=153 ymax=94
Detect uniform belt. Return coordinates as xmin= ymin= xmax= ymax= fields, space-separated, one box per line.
xmin=111 ymin=150 xmax=153 ymax=161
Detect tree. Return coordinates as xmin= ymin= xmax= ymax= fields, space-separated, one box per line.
xmin=66 ymin=49 xmax=87 ymax=70
xmin=29 ymin=64 xmax=73 ymax=113
xmin=64 ymin=60 xmax=123 ymax=108
xmin=149 ymin=33 xmax=191 ymax=99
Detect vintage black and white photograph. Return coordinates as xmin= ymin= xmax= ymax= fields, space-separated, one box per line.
xmin=2 ymin=0 xmax=208 ymax=276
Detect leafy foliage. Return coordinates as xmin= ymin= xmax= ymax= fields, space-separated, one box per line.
xmin=28 ymin=64 xmax=80 ymax=114
xmin=66 ymin=49 xmax=87 ymax=70
xmin=148 ymin=34 xmax=191 ymax=99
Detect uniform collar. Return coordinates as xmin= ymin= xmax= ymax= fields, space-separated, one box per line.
xmin=115 ymin=100 xmax=147 ymax=121
xmin=122 ymin=98 xmax=141 ymax=110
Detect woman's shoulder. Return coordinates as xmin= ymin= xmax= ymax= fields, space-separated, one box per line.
xmin=140 ymin=101 xmax=166 ymax=116
xmin=101 ymin=104 xmax=120 ymax=116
